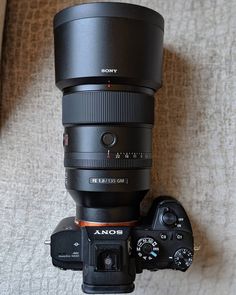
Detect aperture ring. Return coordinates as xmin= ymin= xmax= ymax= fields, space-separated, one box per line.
xmin=63 ymin=91 xmax=154 ymax=125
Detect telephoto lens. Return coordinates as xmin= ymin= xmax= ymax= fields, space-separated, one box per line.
xmin=54 ymin=2 xmax=164 ymax=224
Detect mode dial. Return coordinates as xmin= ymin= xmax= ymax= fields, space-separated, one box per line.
xmin=136 ymin=237 xmax=159 ymax=261
xmin=174 ymin=248 xmax=193 ymax=270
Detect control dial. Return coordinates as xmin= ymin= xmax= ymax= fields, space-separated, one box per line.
xmin=174 ymin=248 xmax=193 ymax=270
xmin=136 ymin=237 xmax=159 ymax=261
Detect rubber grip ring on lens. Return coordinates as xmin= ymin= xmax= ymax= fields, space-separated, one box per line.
xmin=62 ymin=91 xmax=154 ymax=124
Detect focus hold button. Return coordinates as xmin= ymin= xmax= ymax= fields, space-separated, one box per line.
xmin=162 ymin=212 xmax=177 ymax=226
xmin=101 ymin=132 xmax=117 ymax=147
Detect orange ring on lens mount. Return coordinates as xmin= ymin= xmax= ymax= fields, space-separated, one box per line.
xmin=75 ymin=219 xmax=138 ymax=227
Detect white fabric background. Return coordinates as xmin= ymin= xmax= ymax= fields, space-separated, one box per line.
xmin=0 ymin=0 xmax=235 ymax=294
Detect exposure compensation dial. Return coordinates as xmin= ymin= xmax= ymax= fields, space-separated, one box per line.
xmin=174 ymin=248 xmax=193 ymax=270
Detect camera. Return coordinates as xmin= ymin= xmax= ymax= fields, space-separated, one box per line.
xmin=48 ymin=2 xmax=194 ymax=293
xmin=51 ymin=196 xmax=193 ymax=293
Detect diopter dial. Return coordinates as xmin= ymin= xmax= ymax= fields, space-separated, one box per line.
xmin=136 ymin=237 xmax=159 ymax=261
xmin=174 ymin=248 xmax=193 ymax=270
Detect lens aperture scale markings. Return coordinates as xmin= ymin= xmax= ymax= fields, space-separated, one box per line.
xmin=67 ymin=152 xmax=151 ymax=160
xmin=114 ymin=152 xmax=151 ymax=159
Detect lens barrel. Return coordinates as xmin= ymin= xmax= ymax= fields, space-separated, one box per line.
xmin=54 ymin=2 xmax=164 ymax=223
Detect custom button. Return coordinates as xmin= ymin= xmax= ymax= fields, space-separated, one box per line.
xmin=176 ymin=233 xmax=183 ymax=240
xmin=160 ymin=233 xmax=168 ymax=240
xmin=101 ymin=132 xmax=117 ymax=147
xmin=162 ymin=212 xmax=177 ymax=226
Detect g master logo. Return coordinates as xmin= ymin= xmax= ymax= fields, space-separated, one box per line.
xmin=101 ymin=68 xmax=118 ymax=74
xmin=94 ymin=229 xmax=123 ymax=235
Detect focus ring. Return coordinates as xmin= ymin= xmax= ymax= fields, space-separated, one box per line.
xmin=63 ymin=91 xmax=154 ymax=124
xmin=64 ymin=158 xmax=152 ymax=169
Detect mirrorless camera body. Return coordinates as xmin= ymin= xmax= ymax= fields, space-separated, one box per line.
xmin=51 ymin=197 xmax=193 ymax=293
xmin=48 ymin=2 xmax=194 ymax=293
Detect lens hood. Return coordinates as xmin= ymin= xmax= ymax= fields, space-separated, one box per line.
xmin=54 ymin=2 xmax=164 ymax=90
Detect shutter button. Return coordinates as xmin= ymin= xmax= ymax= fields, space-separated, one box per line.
xmin=162 ymin=212 xmax=177 ymax=226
